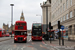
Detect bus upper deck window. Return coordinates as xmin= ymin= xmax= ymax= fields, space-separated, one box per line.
xmin=24 ymin=32 xmax=27 ymax=34
xmin=16 ymin=23 xmax=20 ymax=26
xmin=21 ymin=23 xmax=26 ymax=26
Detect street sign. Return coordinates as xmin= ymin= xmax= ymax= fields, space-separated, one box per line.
xmin=61 ymin=26 xmax=64 ymax=30
xmin=7 ymin=30 xmax=8 ymax=31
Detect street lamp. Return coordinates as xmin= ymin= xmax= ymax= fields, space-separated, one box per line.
xmin=36 ymin=15 xmax=42 ymax=23
xmin=10 ymin=4 xmax=14 ymax=38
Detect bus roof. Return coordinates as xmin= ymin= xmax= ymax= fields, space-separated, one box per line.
xmin=16 ymin=21 xmax=27 ymax=23
xmin=32 ymin=23 xmax=42 ymax=24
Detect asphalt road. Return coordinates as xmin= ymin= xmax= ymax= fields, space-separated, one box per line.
xmin=0 ymin=36 xmax=75 ymax=50
xmin=0 ymin=36 xmax=58 ymax=50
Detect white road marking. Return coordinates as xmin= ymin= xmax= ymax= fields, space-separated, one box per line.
xmin=21 ymin=46 xmax=26 ymax=50
xmin=8 ymin=49 xmax=12 ymax=50
xmin=28 ymin=38 xmax=31 ymax=42
xmin=45 ymin=44 xmax=47 ymax=45
xmin=29 ymin=38 xmax=31 ymax=41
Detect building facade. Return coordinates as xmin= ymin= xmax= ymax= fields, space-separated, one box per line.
xmin=40 ymin=0 xmax=51 ymax=33
xmin=41 ymin=0 xmax=75 ymax=40
xmin=41 ymin=0 xmax=51 ymax=24
xmin=51 ymin=0 xmax=75 ymax=40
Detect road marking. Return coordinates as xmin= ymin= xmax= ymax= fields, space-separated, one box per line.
xmin=40 ymin=45 xmax=48 ymax=49
xmin=45 ymin=44 xmax=47 ymax=45
xmin=28 ymin=38 xmax=31 ymax=42
xmin=8 ymin=49 xmax=12 ymax=50
xmin=40 ymin=45 xmax=43 ymax=47
xmin=42 ymin=41 xmax=45 ymax=44
xmin=27 ymin=46 xmax=33 ymax=48
xmin=42 ymin=41 xmax=60 ymax=50
xmin=32 ymin=47 xmax=34 ymax=50
xmin=42 ymin=41 xmax=47 ymax=45
xmin=13 ymin=44 xmax=17 ymax=47
xmin=4 ymin=45 xmax=12 ymax=50
xmin=31 ymin=42 xmax=35 ymax=44
xmin=21 ymin=46 xmax=26 ymax=50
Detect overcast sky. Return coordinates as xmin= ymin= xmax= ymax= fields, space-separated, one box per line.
xmin=0 ymin=0 xmax=46 ymax=30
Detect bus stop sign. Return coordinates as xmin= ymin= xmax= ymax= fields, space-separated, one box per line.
xmin=61 ymin=26 xmax=64 ymax=30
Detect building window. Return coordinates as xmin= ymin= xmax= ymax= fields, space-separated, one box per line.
xmin=60 ymin=6 xmax=62 ymax=13
xmin=74 ymin=25 xmax=75 ymax=35
xmin=60 ymin=0 xmax=62 ymax=3
xmin=70 ymin=11 xmax=72 ymax=18
xmin=58 ymin=18 xmax=60 ymax=21
xmin=61 ymin=17 xmax=62 ymax=22
xmin=63 ymin=3 xmax=65 ymax=11
xmin=66 ymin=14 xmax=68 ymax=19
xmin=69 ymin=26 xmax=72 ymax=35
xmin=70 ymin=0 xmax=72 ymax=6
xmin=74 ymin=9 xmax=75 ymax=17
xmin=66 ymin=0 xmax=68 ymax=8
xmin=63 ymin=16 xmax=65 ymax=21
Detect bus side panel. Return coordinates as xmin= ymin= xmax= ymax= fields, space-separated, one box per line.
xmin=0 ymin=31 xmax=2 ymax=37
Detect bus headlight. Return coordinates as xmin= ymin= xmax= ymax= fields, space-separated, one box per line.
xmin=15 ymin=38 xmax=17 ymax=39
xmin=24 ymin=38 xmax=26 ymax=39
xmin=32 ymin=37 xmax=33 ymax=38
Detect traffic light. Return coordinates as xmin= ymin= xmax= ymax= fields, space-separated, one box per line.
xmin=49 ymin=22 xmax=53 ymax=29
xmin=58 ymin=21 xmax=61 ymax=29
xmin=49 ymin=22 xmax=51 ymax=29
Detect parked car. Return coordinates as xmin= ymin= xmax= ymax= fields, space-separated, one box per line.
xmin=5 ymin=33 xmax=10 ymax=37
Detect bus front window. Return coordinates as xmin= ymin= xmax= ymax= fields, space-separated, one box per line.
xmin=32 ymin=32 xmax=42 ymax=36
xmin=15 ymin=31 xmax=27 ymax=35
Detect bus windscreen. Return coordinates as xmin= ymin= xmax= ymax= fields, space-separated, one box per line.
xmin=32 ymin=24 xmax=42 ymax=36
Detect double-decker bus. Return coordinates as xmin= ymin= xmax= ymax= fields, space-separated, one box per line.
xmin=14 ymin=21 xmax=27 ymax=43
xmin=31 ymin=23 xmax=42 ymax=41
xmin=0 ymin=28 xmax=6 ymax=37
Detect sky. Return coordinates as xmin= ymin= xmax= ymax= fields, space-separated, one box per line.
xmin=0 ymin=0 xmax=46 ymax=30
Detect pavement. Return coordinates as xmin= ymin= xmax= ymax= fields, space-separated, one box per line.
xmin=0 ymin=37 xmax=13 ymax=42
xmin=43 ymin=38 xmax=75 ymax=50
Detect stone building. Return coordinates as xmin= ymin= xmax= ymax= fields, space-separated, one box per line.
xmin=40 ymin=0 xmax=51 ymax=33
xmin=41 ymin=0 xmax=75 ymax=40
xmin=3 ymin=11 xmax=25 ymax=33
xmin=41 ymin=0 xmax=51 ymax=24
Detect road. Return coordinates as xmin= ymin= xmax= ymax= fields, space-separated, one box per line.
xmin=0 ymin=36 xmax=75 ymax=50
xmin=0 ymin=36 xmax=58 ymax=50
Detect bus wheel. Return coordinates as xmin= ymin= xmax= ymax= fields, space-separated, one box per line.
xmin=25 ymin=39 xmax=27 ymax=43
xmin=32 ymin=40 xmax=34 ymax=41
xmin=14 ymin=40 xmax=17 ymax=43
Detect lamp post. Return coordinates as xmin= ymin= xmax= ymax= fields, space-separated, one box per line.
xmin=36 ymin=15 xmax=42 ymax=23
xmin=46 ymin=6 xmax=49 ymax=40
xmin=10 ymin=4 xmax=14 ymax=38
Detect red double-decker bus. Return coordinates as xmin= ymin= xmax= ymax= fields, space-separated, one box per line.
xmin=14 ymin=21 xmax=27 ymax=43
xmin=0 ymin=28 xmax=6 ymax=37
xmin=31 ymin=23 xmax=42 ymax=41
